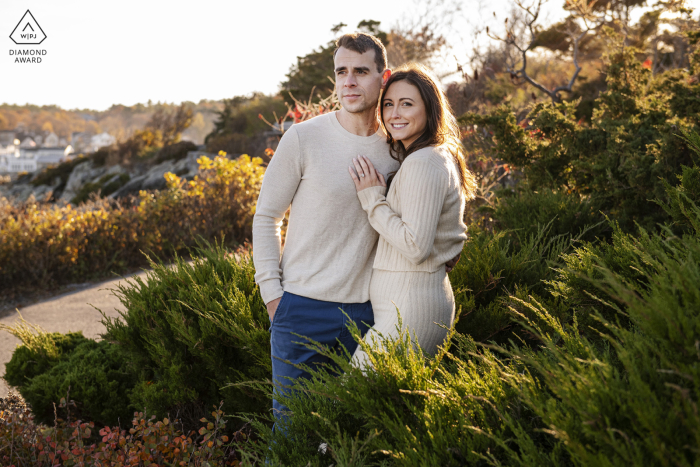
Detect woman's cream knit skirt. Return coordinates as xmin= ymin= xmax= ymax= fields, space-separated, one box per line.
xmin=351 ymin=268 xmax=455 ymax=370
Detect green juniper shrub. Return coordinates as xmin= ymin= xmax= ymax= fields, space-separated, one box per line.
xmin=242 ymin=185 xmax=700 ymax=466
xmin=461 ymin=30 xmax=700 ymax=233
xmin=655 ymin=129 xmax=700 ymax=234
xmin=4 ymin=331 xmax=89 ymax=388
xmin=17 ymin=339 xmax=137 ymax=427
xmin=492 ymin=188 xmax=606 ymax=243
xmin=101 ymin=241 xmax=270 ymax=430
xmin=449 ymin=219 xmax=600 ymax=343
xmin=239 ymin=317 xmax=526 ymax=467
xmin=488 ymin=208 xmax=700 ymax=465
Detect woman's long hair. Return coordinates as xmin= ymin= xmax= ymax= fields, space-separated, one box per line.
xmin=381 ymin=63 xmax=476 ymax=200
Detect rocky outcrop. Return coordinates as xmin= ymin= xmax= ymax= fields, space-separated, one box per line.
xmin=1 ymin=176 xmax=62 ymax=203
xmin=110 ymin=152 xmax=202 ymax=198
xmin=2 ymin=149 xmax=213 ymax=205
xmin=59 ymin=162 xmax=126 ymax=202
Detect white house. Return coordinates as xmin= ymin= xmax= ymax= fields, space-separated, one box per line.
xmin=19 ymin=137 xmax=36 ymax=149
xmin=43 ymin=132 xmax=59 ymax=147
xmin=0 ymin=151 xmax=37 ymax=173
xmin=90 ymin=132 xmax=115 ymax=151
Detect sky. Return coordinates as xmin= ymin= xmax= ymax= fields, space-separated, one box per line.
xmin=1 ymin=0 xmax=590 ymax=111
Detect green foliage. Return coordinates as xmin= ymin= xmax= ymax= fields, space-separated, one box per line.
xmin=240 ymin=322 xmax=522 ymax=466
xmin=102 ymin=242 xmax=271 ymax=428
xmin=241 ymin=185 xmax=700 ymax=465
xmin=462 ymin=34 xmax=700 ymax=232
xmin=4 ymin=331 xmax=89 ymax=388
xmin=656 ymin=129 xmax=700 ymax=233
xmin=449 ymin=220 xmax=599 ymax=343
xmin=19 ymin=340 xmax=137 ymax=427
xmin=492 ymin=188 xmax=606 ymax=241
xmin=205 ymin=93 xmax=288 ymax=157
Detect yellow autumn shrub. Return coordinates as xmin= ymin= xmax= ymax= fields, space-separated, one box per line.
xmin=0 ymin=153 xmax=264 ymax=292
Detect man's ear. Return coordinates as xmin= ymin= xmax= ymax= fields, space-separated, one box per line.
xmin=381 ymin=69 xmax=392 ymax=88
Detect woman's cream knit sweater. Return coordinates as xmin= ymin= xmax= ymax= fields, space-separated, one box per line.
xmin=352 ymin=145 xmax=467 ymax=368
xmin=357 ymin=145 xmax=467 ymax=273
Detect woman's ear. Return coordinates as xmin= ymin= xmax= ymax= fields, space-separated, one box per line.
xmin=381 ymin=69 xmax=392 ymax=88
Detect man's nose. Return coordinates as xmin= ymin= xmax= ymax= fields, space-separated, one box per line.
xmin=344 ymin=73 xmax=357 ymax=87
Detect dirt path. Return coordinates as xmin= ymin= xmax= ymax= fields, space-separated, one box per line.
xmin=0 ymin=270 xmax=150 ymax=398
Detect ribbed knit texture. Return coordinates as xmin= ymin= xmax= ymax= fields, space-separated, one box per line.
xmin=352 ymin=145 xmax=467 ymax=369
xmin=352 ymin=268 xmax=454 ymax=369
xmin=252 ymin=111 xmax=400 ymax=304
xmin=356 ymin=145 xmax=467 ymax=272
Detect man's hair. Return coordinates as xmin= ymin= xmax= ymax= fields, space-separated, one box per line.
xmin=334 ymin=32 xmax=387 ymax=73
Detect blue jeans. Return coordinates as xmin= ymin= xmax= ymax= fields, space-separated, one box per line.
xmin=269 ymin=291 xmax=374 ymax=425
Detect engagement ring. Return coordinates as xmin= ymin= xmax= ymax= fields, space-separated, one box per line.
xmin=360 ymin=173 xmax=365 ymax=177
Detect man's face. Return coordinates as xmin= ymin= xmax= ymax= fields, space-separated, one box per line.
xmin=334 ymin=47 xmax=385 ymax=114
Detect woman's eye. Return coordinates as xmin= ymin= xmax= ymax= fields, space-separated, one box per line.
xmin=383 ymin=102 xmax=393 ymax=107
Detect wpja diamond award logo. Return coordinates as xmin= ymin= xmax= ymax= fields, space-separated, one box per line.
xmin=9 ymin=10 xmax=47 ymax=63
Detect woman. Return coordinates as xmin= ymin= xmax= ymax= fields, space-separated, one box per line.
xmin=348 ymin=63 xmax=477 ymax=369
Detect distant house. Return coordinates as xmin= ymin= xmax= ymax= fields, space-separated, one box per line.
xmin=0 ymin=130 xmax=15 ymax=147
xmin=31 ymin=145 xmax=75 ymax=169
xmin=43 ymin=132 xmax=59 ymax=147
xmin=19 ymin=137 xmax=36 ymax=149
xmin=71 ymin=131 xmax=91 ymax=153
xmin=90 ymin=132 xmax=116 ymax=151
xmin=0 ymin=151 xmax=37 ymax=173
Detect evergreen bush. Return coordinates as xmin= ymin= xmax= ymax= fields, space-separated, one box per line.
xmin=102 ymin=242 xmax=271 ymax=429
xmin=4 ymin=331 xmax=89 ymax=388
xmin=492 ymin=188 xmax=606 ymax=242
xmin=461 ymin=31 xmax=700 ymax=232
xmin=19 ymin=339 xmax=137 ymax=427
xmin=241 ymin=177 xmax=700 ymax=465
xmin=449 ymin=219 xmax=599 ymax=343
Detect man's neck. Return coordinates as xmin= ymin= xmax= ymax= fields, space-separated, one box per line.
xmin=336 ymin=107 xmax=381 ymax=137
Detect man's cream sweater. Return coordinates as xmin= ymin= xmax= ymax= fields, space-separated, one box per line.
xmin=252 ymin=111 xmax=400 ymax=304
xmin=356 ymin=145 xmax=467 ymax=272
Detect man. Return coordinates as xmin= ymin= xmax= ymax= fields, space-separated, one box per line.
xmin=252 ymin=32 xmax=457 ymax=424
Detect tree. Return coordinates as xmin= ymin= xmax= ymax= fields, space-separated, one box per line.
xmin=483 ymin=0 xmax=696 ymax=103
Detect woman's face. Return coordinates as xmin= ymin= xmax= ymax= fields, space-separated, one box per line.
xmin=382 ymin=80 xmax=427 ymax=149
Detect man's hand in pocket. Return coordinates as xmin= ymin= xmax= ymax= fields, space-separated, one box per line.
xmin=267 ymin=297 xmax=282 ymax=322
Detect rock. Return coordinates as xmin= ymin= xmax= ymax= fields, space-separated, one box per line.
xmin=31 ymin=184 xmax=54 ymax=201
xmin=140 ymin=160 xmax=177 ymax=191
xmin=6 ymin=184 xmax=33 ymax=202
xmin=59 ymin=161 xmax=108 ymax=202
xmin=109 ymin=174 xmax=147 ymax=199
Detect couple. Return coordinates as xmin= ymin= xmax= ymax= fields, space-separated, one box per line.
xmin=252 ymin=32 xmax=476 ymax=424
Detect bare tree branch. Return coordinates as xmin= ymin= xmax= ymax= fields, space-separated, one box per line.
xmin=485 ymin=0 xmax=602 ymax=103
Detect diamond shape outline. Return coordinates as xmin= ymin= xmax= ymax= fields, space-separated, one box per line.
xmin=10 ymin=10 xmax=47 ymax=45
